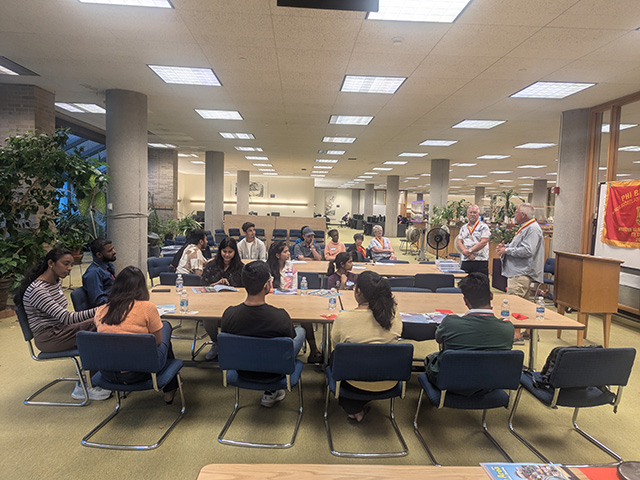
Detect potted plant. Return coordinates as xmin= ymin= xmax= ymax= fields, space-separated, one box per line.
xmin=56 ymin=208 xmax=93 ymax=263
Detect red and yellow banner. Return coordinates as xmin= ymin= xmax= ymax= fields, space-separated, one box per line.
xmin=602 ymin=180 xmax=640 ymax=248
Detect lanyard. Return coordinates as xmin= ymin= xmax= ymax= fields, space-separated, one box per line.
xmin=468 ymin=220 xmax=479 ymax=235
xmin=515 ymin=218 xmax=535 ymax=237
xmin=93 ymin=262 xmax=116 ymax=280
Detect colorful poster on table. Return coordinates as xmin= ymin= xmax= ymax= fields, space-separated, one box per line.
xmin=602 ymin=180 xmax=640 ymax=248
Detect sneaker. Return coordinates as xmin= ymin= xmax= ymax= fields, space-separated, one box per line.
xmin=513 ymin=337 xmax=525 ymax=346
xmin=205 ymin=342 xmax=218 ymax=361
xmin=261 ymin=389 xmax=286 ymax=407
xmin=71 ymin=382 xmax=112 ymax=401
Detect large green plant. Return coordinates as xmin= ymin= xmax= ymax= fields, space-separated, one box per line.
xmin=490 ymin=189 xmax=523 ymax=243
xmin=0 ymin=129 xmax=106 ymax=287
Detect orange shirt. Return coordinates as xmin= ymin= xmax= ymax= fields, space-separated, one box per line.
xmin=95 ymin=300 xmax=163 ymax=335
xmin=324 ymin=240 xmax=346 ymax=261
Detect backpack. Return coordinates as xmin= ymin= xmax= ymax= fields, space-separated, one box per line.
xmin=534 ymin=344 xmax=603 ymax=388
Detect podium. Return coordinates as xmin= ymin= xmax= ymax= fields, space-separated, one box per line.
xmin=554 ymin=251 xmax=623 ymax=347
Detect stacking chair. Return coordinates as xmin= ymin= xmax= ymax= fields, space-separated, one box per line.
xmin=159 ymin=272 xmax=202 ymax=286
xmin=314 ymin=230 xmax=325 ymax=244
xmin=508 ymin=347 xmax=636 ymax=463
xmin=147 ymin=256 xmax=173 ymax=286
xmin=70 ymin=286 xmax=92 ymax=311
xmin=419 ymin=261 xmax=436 ymax=264
xmin=214 ymin=229 xmax=228 ymax=245
xmin=414 ymin=273 xmax=455 ymax=292
xmin=536 ymin=257 xmax=555 ymax=300
xmin=15 ymin=304 xmax=90 ymax=406
xmin=271 ymin=228 xmax=288 ymax=243
xmin=391 ymin=286 xmax=430 ymax=293
xmin=435 ymin=287 xmax=462 ymax=294
xmin=386 ymin=277 xmax=414 ymax=288
xmin=228 ymin=228 xmax=241 ymax=240
xmin=414 ymin=350 xmax=524 ymax=465
xmin=324 ymin=343 xmax=414 ymax=457
xmin=289 ymin=229 xmax=301 ymax=241
xmin=217 ymin=333 xmax=304 ymax=449
xmin=377 ymin=259 xmax=409 ymax=264
xmin=174 ymin=235 xmax=186 ymax=245
xmin=297 ymin=272 xmax=321 ymax=289
xmin=255 ymin=228 xmax=266 ymax=242
xmin=76 ymin=326 xmax=185 ymax=450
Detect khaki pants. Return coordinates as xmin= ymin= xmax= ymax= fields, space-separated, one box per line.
xmin=507 ymin=275 xmax=534 ymax=298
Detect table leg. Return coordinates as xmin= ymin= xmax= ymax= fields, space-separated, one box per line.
xmin=556 ymin=304 xmax=566 ymax=339
xmin=576 ymin=312 xmax=588 ymax=346
xmin=602 ymin=313 xmax=612 ymax=348
xmin=528 ymin=328 xmax=538 ymax=369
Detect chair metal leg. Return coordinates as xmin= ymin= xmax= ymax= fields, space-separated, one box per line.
xmin=25 ymin=356 xmax=90 ymax=407
xmin=81 ymin=374 xmax=186 ymax=450
xmin=190 ymin=320 xmax=211 ymax=360
xmin=481 ymin=409 xmax=513 ymax=462
xmin=572 ymin=408 xmax=622 ymax=462
xmin=412 ymin=390 xmax=439 ymax=465
xmin=218 ymin=380 xmax=303 ymax=449
xmin=508 ymin=387 xmax=551 ymax=463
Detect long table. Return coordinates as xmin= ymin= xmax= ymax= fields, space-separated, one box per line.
xmin=151 ymin=288 xmax=584 ymax=367
xmin=262 ymin=260 xmax=467 ymax=278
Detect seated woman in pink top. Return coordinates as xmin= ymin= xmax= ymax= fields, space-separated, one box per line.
xmin=324 ymin=229 xmax=346 ymax=261
xmin=94 ymin=266 xmax=179 ymax=404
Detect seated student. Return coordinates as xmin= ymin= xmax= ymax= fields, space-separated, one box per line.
xmin=347 ymin=233 xmax=369 ymax=262
xmin=201 ymin=237 xmax=244 ymax=361
xmin=368 ymin=225 xmax=397 ymax=262
xmin=425 ymin=272 xmax=514 ymax=387
xmin=331 ymin=271 xmax=402 ymax=422
xmin=326 ymin=252 xmax=358 ymax=291
xmin=293 ymin=226 xmax=323 ymax=261
xmin=237 ymin=221 xmax=267 ymax=261
xmin=94 ymin=266 xmax=179 ymax=404
xmin=82 ymin=238 xmax=117 ymax=307
xmin=14 ymin=248 xmax=111 ymax=401
xmin=324 ymin=229 xmax=346 ymax=261
xmin=220 ymin=261 xmax=306 ymax=407
xmin=293 ymin=225 xmax=309 ymax=247
xmin=175 ymin=229 xmax=209 ymax=275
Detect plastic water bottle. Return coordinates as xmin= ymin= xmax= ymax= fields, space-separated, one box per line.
xmin=180 ymin=289 xmax=189 ymax=313
xmin=536 ymin=296 xmax=545 ymax=320
xmin=328 ymin=288 xmax=337 ymax=311
xmin=500 ymin=299 xmax=510 ymax=321
xmin=175 ymin=273 xmax=183 ymax=293
xmin=283 ymin=260 xmax=294 ymax=290
xmin=300 ymin=276 xmax=308 ymax=295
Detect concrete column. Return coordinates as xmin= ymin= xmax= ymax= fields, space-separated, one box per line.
xmin=533 ymin=179 xmax=548 ymax=221
xmin=385 ymin=176 xmax=400 ymax=237
xmin=554 ymin=108 xmax=590 ymax=254
xmin=416 ymin=193 xmax=424 ymax=201
xmin=105 ymin=89 xmax=148 ymax=274
xmin=0 ymin=84 xmax=55 ymax=143
xmin=429 ymin=159 xmax=450 ymax=224
xmin=474 ymin=186 xmax=485 ymax=206
xmin=205 ymin=151 xmax=225 ymax=232
xmin=364 ymin=183 xmax=374 ymax=217
xmin=351 ymin=189 xmax=360 ymax=214
xmin=527 ymin=193 xmax=534 ymax=203
xmin=236 ymin=170 xmax=250 ymax=215
xmin=148 ymin=148 xmax=178 ymax=220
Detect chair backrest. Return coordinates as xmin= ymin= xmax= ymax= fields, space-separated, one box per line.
xmin=387 ymin=277 xmax=414 ymax=288
xmin=229 ymin=228 xmax=241 ymax=238
xmin=391 ymin=286 xmax=430 ymax=293
xmin=214 ymin=233 xmax=228 ymax=244
xmin=159 ymin=272 xmax=203 ymax=286
xmin=437 ymin=350 xmax=524 ymax=391
xmin=174 ymin=235 xmax=186 ymax=245
xmin=215 ymin=228 xmax=225 ymax=234
xmin=70 ymin=287 xmax=92 ymax=311
xmin=297 ymin=272 xmax=321 ymax=289
xmin=15 ymin=304 xmax=34 ymax=342
xmin=289 ymin=229 xmax=301 ymax=239
xmin=377 ymin=259 xmax=409 ymax=264
xmin=330 ymin=343 xmax=414 ymax=383
xmin=415 ymin=273 xmax=455 ymax=292
xmin=544 ymin=257 xmax=555 ymax=275
xmin=314 ymin=230 xmax=325 ymax=240
xmin=419 ymin=261 xmax=436 ymax=265
xmin=76 ymin=331 xmax=162 ymax=373
xmin=206 ymin=233 xmax=215 ymax=247
xmin=255 ymin=228 xmax=265 ymax=237
xmin=147 ymin=256 xmax=174 ymax=281
xmin=272 ymin=228 xmax=287 ymax=241
xmin=548 ymin=347 xmax=636 ymax=389
xmin=217 ymin=333 xmax=297 ymax=375
xmin=435 ymin=287 xmax=462 ymax=294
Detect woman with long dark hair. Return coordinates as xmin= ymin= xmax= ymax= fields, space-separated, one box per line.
xmin=14 ymin=248 xmax=111 ymax=401
xmin=331 ymin=270 xmax=402 ymax=422
xmin=326 ymin=252 xmax=357 ymax=291
xmin=201 ymin=237 xmax=244 ymax=287
xmin=94 ymin=266 xmax=179 ymax=404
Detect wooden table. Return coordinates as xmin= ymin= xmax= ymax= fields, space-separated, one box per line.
xmin=197 ymin=464 xmax=590 ymax=480
xmin=286 ymin=260 xmax=467 ymax=278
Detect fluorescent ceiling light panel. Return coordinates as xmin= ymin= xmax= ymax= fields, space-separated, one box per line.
xmin=450 ymin=178 xmax=465 ymax=181
xmin=598 ymin=167 xmax=607 ymax=171
xmin=190 ymin=160 xmax=205 ymax=165
xmin=0 ymin=65 xmax=19 ymax=75
xmin=547 ymin=172 xmax=558 ymax=175
xmin=323 ymin=136 xmax=356 ymax=143
xmin=310 ymin=174 xmax=325 ymax=177
xmin=633 ymin=161 xmax=640 ymax=164
xmin=148 ymin=143 xmax=176 ymax=148
xmin=55 ymin=102 xmax=105 ymax=113
xmin=318 ymin=150 xmax=345 ymax=155
xmin=467 ymin=175 xmax=488 ymax=178
xmin=477 ymin=154 xmax=510 ymax=160
xmin=252 ymin=163 xmax=272 ymax=167
xmin=178 ymin=153 xmax=198 ymax=158
xmin=452 ymin=119 xmax=506 ymax=129
xmin=262 ymin=172 xmax=278 ymax=176
xmin=329 ymin=115 xmax=374 ymax=125
xmin=313 ymin=166 xmax=333 ymax=170
xmin=618 ymin=145 xmax=640 ymax=152
xmin=511 ymin=81 xmax=595 ymax=99
xmin=235 ymin=146 xmax=263 ymax=152
xmin=373 ymin=167 xmax=393 ymax=171
xmin=399 ymin=152 xmax=428 ymax=157
xmin=149 ymin=65 xmax=219 ymax=85
xmin=489 ymin=170 xmax=513 ymax=174
xmin=245 ymin=156 xmax=268 ymax=160
xmin=517 ymin=165 xmax=546 ymax=169
xmin=420 ymin=173 xmax=431 ymax=176
xmin=420 ymin=140 xmax=457 ymax=146
xmin=405 ymin=176 xmax=419 ymax=180
xmin=359 ymin=176 xmax=374 ymax=179
xmin=219 ymin=132 xmax=255 ymax=139
xmin=258 ymin=168 xmax=275 ymax=172
xmin=79 ymin=0 xmax=173 ymax=8
xmin=367 ymin=0 xmax=472 ymax=23
xmin=617 ymin=173 xmax=632 ymax=177
xmin=341 ymin=75 xmax=406 ymax=94
xmin=496 ymin=179 xmax=513 ymax=183
xmin=476 ymin=182 xmax=492 ymax=185
xmin=518 ymin=176 xmax=535 ymax=179
xmin=515 ymin=143 xmax=556 ymax=149
xmin=452 ymin=163 xmax=477 ymax=167
xmin=602 ymin=123 xmax=637 ymax=133
xmin=316 ymin=159 xmax=338 ymax=163
xmin=195 ymin=109 xmax=242 ymax=120
xmin=383 ymin=161 xmax=407 ymax=165
xmin=363 ymin=172 xmax=379 ymax=175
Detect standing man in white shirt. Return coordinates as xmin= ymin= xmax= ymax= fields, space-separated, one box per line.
xmin=456 ymin=204 xmax=491 ymax=277
xmin=237 ymin=221 xmax=267 ymax=261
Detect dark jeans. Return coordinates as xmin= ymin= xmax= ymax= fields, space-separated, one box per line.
xmin=337 ymin=381 xmax=396 ymax=414
xmin=34 ymin=319 xmax=96 ymax=353
xmin=460 ymin=260 xmax=489 ymax=277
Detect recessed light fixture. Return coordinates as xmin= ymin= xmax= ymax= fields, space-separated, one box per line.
xmin=258 ymin=168 xmax=275 ymax=172
xmin=373 ymin=167 xmax=393 ymax=171
xmin=633 ymin=160 xmax=640 ymax=164
xmin=245 ymin=156 xmax=268 ymax=160
xmin=420 ymin=173 xmax=431 ymax=176
xmin=80 ymin=0 xmax=172 ymax=6
xmin=363 ymin=172 xmax=379 ymax=175
xmin=399 ymin=152 xmax=428 ymax=157
xmin=316 ymin=159 xmax=339 ymax=163
xmin=598 ymin=167 xmax=607 ymax=171
xmin=467 ymin=175 xmax=488 ymax=178
xmin=547 ymin=172 xmax=558 ymax=175
xmin=420 ymin=140 xmax=458 ymax=146
xmin=318 ymin=150 xmax=345 ymax=155
xmin=190 ymin=160 xmax=205 ymax=165
xmin=452 ymin=163 xmax=477 ymax=167
xmin=496 ymin=179 xmax=514 ymax=183
xmin=367 ymin=0 xmax=472 ymax=23
xmin=477 ymin=154 xmax=510 ymax=160
xmin=476 ymin=182 xmax=492 ymax=185
xmin=252 ymin=163 xmax=272 ymax=167
xmin=235 ymin=146 xmax=263 ymax=152
xmin=196 ymin=109 xmax=242 ymax=120
xmin=450 ymin=178 xmax=465 ymax=181
xmin=489 ymin=170 xmax=513 ymax=174
xmin=313 ymin=166 xmax=333 ymax=170
xmin=601 ymin=123 xmax=638 ymax=133
xmin=618 ymin=145 xmax=640 ymax=152
xmin=0 ymin=65 xmax=18 ymax=75
xmin=511 ymin=81 xmax=595 ymax=99
xmin=0 ymin=57 xmax=36 ymax=76
xmin=405 ymin=176 xmax=419 ymax=180
xmin=148 ymin=143 xmax=177 ymax=148
xmin=341 ymin=75 xmax=406 ymax=94
xmin=323 ymin=136 xmax=356 ymax=143
xmin=311 ymin=174 xmax=325 ymax=178
xmin=384 ymin=161 xmax=408 ymax=165
xmin=517 ymin=165 xmax=546 ymax=169
xmin=452 ymin=119 xmax=506 ymax=129
xmin=617 ymin=173 xmax=632 ymax=177
xmin=55 ymin=102 xmax=106 ymax=113
xmin=329 ymin=115 xmax=374 ymax=125
xmin=518 ymin=176 xmax=535 ymax=179
xmin=178 ymin=153 xmax=199 ymax=158
xmin=359 ymin=176 xmax=374 ymax=179
xmin=220 ymin=132 xmax=255 ymax=139
xmin=149 ymin=65 xmax=220 ymax=85
xmin=263 ymin=173 xmax=278 ymax=176
xmin=515 ymin=143 xmax=556 ymax=149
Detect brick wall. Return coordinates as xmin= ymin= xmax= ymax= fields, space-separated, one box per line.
xmin=0 ymin=84 xmax=55 ymax=144
xmin=148 ymin=148 xmax=178 ymax=219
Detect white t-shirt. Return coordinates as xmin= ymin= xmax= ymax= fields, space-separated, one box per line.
xmin=458 ymin=220 xmax=490 ymax=261
xmin=237 ymin=238 xmax=267 ymax=261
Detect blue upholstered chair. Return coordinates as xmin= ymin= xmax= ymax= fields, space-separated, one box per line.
xmin=76 ymin=324 xmax=185 ymax=450
xmin=271 ymin=228 xmax=288 ymax=243
xmin=435 ymin=287 xmax=462 ymax=294
xmin=174 ymin=235 xmax=186 ymax=245
xmin=414 ymin=273 xmax=455 ymax=292
xmin=70 ymin=286 xmax=92 ymax=311
xmin=297 ymin=272 xmax=321 ymax=289
xmin=217 ymin=333 xmax=304 ymax=449
xmin=289 ymin=229 xmax=301 ymax=241
xmin=147 ymin=256 xmax=173 ymax=286
xmin=228 ymin=228 xmax=241 ymax=239
xmin=377 ymin=259 xmax=409 ymax=264
xmin=413 ymin=349 xmax=524 ymax=465
xmin=390 ymin=286 xmax=430 ymax=293
xmin=508 ymin=347 xmax=636 ymax=463
xmin=386 ymin=277 xmax=414 ymax=288
xmin=419 ymin=261 xmax=436 ymax=264
xmin=158 ymin=272 xmax=202 ymax=286
xmin=15 ymin=304 xmax=90 ymax=406
xmin=255 ymin=228 xmax=266 ymax=242
xmin=324 ymin=342 xmax=414 ymax=458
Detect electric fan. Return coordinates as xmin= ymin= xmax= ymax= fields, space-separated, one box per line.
xmin=426 ymin=227 xmax=450 ymax=259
